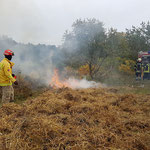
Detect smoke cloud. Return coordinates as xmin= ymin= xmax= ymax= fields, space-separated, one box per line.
xmin=0 ymin=36 xmax=105 ymax=89
xmin=66 ymin=78 xmax=105 ymax=89
xmin=0 ymin=36 xmax=57 ymax=86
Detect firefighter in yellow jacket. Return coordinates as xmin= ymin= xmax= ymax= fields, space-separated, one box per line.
xmin=0 ymin=49 xmax=18 ymax=103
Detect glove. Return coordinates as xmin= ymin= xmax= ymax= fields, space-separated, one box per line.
xmin=14 ymin=81 xmax=18 ymax=85
xmin=12 ymin=74 xmax=17 ymax=79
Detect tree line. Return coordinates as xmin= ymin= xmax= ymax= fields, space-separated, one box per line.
xmin=60 ymin=19 xmax=150 ymax=82
xmin=0 ymin=19 xmax=150 ymax=83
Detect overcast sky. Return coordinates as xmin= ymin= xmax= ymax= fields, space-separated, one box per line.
xmin=0 ymin=0 xmax=150 ymax=45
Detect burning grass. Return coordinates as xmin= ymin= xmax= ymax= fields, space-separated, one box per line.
xmin=50 ymin=69 xmax=100 ymax=89
xmin=0 ymin=88 xmax=150 ymax=150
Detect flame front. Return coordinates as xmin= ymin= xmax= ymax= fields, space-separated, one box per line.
xmin=50 ymin=69 xmax=97 ymax=89
xmin=50 ymin=69 xmax=70 ymax=88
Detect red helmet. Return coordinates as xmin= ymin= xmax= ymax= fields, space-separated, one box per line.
xmin=4 ymin=49 xmax=14 ymax=56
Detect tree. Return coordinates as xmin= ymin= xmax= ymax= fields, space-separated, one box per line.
xmin=62 ymin=18 xmax=107 ymax=79
xmin=126 ymin=22 xmax=150 ymax=60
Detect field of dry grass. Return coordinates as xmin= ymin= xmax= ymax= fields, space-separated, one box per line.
xmin=0 ymin=87 xmax=150 ymax=150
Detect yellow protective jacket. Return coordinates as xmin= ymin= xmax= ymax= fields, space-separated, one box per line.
xmin=0 ymin=58 xmax=16 ymax=86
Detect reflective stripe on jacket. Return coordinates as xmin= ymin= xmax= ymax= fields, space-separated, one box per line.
xmin=0 ymin=58 xmax=16 ymax=86
xmin=135 ymin=62 xmax=142 ymax=73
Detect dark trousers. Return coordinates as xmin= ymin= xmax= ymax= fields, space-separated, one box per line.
xmin=143 ymin=73 xmax=150 ymax=80
xmin=136 ymin=72 xmax=141 ymax=77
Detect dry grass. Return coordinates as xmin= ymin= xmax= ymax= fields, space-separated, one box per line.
xmin=0 ymin=75 xmax=44 ymax=104
xmin=0 ymin=88 xmax=150 ymax=150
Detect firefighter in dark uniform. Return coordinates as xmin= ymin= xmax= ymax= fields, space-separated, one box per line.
xmin=134 ymin=58 xmax=143 ymax=80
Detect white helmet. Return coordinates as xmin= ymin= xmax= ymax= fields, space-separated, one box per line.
xmin=138 ymin=58 xmax=142 ymax=62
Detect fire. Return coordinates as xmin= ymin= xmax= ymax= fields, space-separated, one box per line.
xmin=50 ymin=69 xmax=71 ymax=88
xmin=50 ymin=69 xmax=99 ymax=89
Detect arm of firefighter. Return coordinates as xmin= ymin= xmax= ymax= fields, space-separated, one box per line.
xmin=3 ymin=63 xmax=16 ymax=83
xmin=134 ymin=64 xmax=136 ymax=71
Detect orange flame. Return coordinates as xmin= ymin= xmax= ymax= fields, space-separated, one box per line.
xmin=50 ymin=69 xmax=70 ymax=88
xmin=50 ymin=69 xmax=94 ymax=89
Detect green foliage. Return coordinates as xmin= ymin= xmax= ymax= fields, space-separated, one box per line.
xmin=126 ymin=22 xmax=150 ymax=60
xmin=1 ymin=20 xmax=150 ymax=83
xmin=62 ymin=19 xmax=150 ymax=81
xmin=62 ymin=18 xmax=108 ymax=79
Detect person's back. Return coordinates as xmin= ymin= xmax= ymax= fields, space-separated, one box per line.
xmin=135 ymin=58 xmax=143 ymax=80
xmin=136 ymin=62 xmax=142 ymax=72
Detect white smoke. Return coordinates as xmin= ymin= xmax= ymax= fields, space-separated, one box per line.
xmin=66 ymin=78 xmax=102 ymax=89
xmin=0 ymin=36 xmax=56 ymax=86
xmin=56 ymin=77 xmax=106 ymax=89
